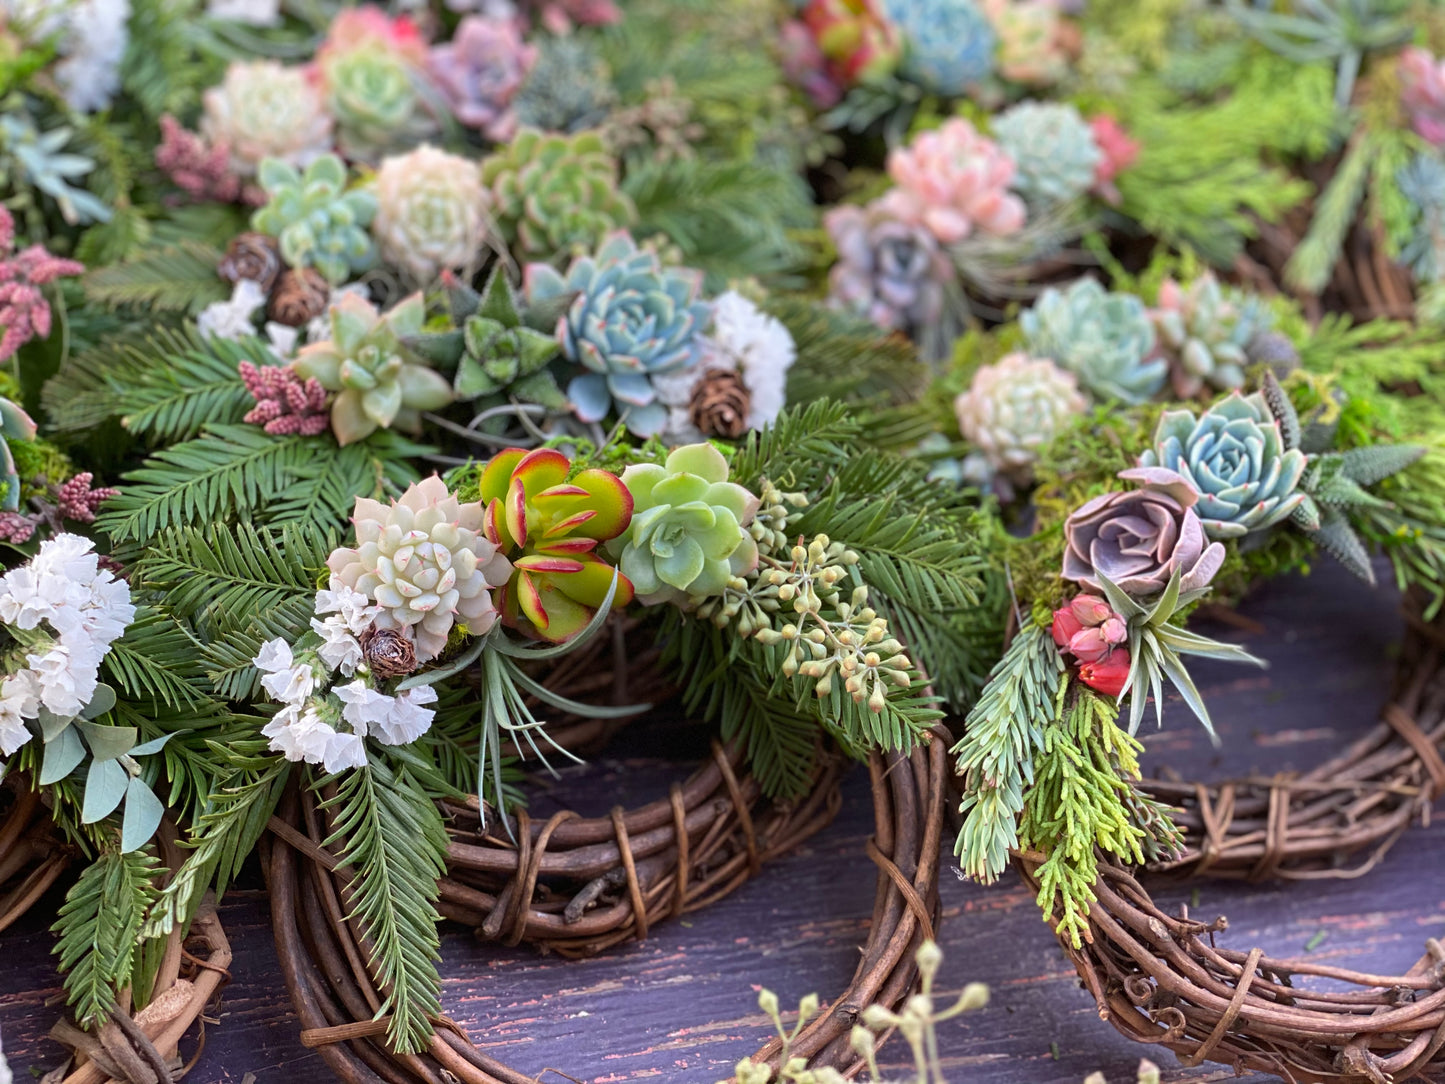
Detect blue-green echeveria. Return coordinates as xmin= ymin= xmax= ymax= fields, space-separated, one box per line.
xmin=525 ymin=232 xmax=710 ymax=438
xmin=251 ymin=154 xmax=378 ymax=285
xmin=1021 ymin=278 xmax=1165 ymax=405
xmin=293 ymin=292 xmax=454 ymax=445
xmin=611 ymin=443 xmax=760 ymax=604
xmin=883 ymin=0 xmax=996 ymax=95
xmin=1137 ymin=391 xmax=1307 ymax=540
xmin=991 ymin=100 xmax=1102 ymax=207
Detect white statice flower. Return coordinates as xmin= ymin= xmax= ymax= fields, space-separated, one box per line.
xmin=656 ymin=291 xmax=796 ymax=444
xmin=205 ymin=0 xmax=279 ymax=25
xmin=372 ymin=684 xmax=437 ymax=746
xmin=315 ymin=577 xmax=382 ymax=636
xmin=311 ymin=616 xmax=364 ymax=676
xmin=333 ymin=679 xmax=392 ymax=736
xmin=253 ymin=638 xmax=294 ymax=674
xmin=265 ymin=322 xmax=300 ymax=359
xmin=52 ymin=0 xmax=132 ymax=113
xmin=321 ymin=729 xmax=367 ymax=772
xmin=0 ymin=671 xmax=40 ymax=756
xmin=27 ymin=644 xmax=87 ymax=717
xmin=262 ymin=702 xmax=334 ymax=764
xmin=260 ymin=660 xmax=318 ymax=705
xmin=197 ymin=279 xmax=267 ymax=343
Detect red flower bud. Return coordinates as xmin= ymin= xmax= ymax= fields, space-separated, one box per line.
xmin=1079 ymin=650 xmax=1131 ymax=699
xmin=1068 ymin=627 xmax=1113 ymax=664
xmin=1052 ymin=606 xmax=1084 ymax=649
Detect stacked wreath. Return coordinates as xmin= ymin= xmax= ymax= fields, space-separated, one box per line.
xmin=950 ymin=258 xmax=1445 ymax=1080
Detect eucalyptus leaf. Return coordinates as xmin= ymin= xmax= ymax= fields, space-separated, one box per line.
xmin=81 ymin=757 xmax=128 ymax=823
xmin=81 ymin=683 xmax=117 ymax=720
xmin=129 ymin=731 xmax=182 ymax=758
xmin=76 ymin=719 xmax=138 ymax=761
xmin=39 ymin=725 xmax=85 ymax=784
xmin=38 ymin=708 xmax=75 ymax=743
xmin=121 ymin=777 xmax=165 ymax=852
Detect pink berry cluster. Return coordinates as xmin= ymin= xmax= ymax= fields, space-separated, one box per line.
xmin=155 ymin=115 xmax=250 ymax=205
xmin=0 ymin=207 xmax=85 ymax=362
xmin=55 ymin=472 xmax=119 ymax=524
xmin=0 ymin=512 xmax=34 ymax=544
xmin=240 ymin=361 xmax=332 ymax=436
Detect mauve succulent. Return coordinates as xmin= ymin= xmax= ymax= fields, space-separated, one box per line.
xmin=1400 ymin=46 xmax=1445 ymax=148
xmin=1062 ymin=468 xmax=1225 ymax=597
xmin=877 ymin=118 xmax=1026 ymax=245
xmin=328 ymin=476 xmax=512 ymax=662
xmin=825 ymin=199 xmax=951 ymax=337
xmin=429 ymin=15 xmax=535 ymax=141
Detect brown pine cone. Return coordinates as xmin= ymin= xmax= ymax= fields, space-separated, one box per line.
xmin=359 ymin=625 xmax=418 ymax=679
xmin=688 ymin=369 xmax=751 ymax=439
xmin=218 ymin=232 xmax=283 ymax=294
xmin=268 ymin=268 xmax=330 ymax=328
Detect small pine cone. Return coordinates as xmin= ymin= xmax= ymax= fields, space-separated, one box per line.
xmin=219 ymin=232 xmax=283 ymax=294
xmin=268 ymin=268 xmax=330 ymax=328
xmin=688 ymin=369 xmax=751 ymax=440
xmin=359 ymin=625 xmax=418 ymax=679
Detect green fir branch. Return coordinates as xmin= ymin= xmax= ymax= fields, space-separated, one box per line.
xmin=53 ymin=851 xmax=162 ymax=1027
xmin=83 ymin=242 xmax=230 ymax=315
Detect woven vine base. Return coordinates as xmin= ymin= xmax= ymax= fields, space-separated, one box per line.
xmin=0 ymin=774 xmax=70 ymax=933
xmin=264 ymin=725 xmax=951 ymax=1083
xmin=1027 ymin=598 xmax=1445 ymax=1083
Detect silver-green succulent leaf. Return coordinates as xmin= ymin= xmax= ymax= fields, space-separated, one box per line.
xmin=251 ymin=154 xmax=378 ymax=285
xmin=1021 ymin=278 xmax=1165 ymax=405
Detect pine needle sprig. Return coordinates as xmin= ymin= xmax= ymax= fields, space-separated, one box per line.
xmin=319 ymin=758 xmax=450 ymax=1054
xmin=952 ymin=624 xmax=1065 ymax=884
xmin=83 ymin=241 xmax=230 ymax=315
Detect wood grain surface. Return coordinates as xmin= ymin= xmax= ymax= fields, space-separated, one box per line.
xmin=3 ymin=560 xmax=1441 ymax=1084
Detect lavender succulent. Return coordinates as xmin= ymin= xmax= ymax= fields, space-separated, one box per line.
xmin=883 ymin=0 xmax=997 ymax=95
xmin=825 ymin=200 xmax=951 ymax=344
xmin=991 ymin=101 xmax=1101 ymax=208
xmin=1138 ymin=392 xmax=1307 ymax=540
xmin=428 ymin=14 xmax=535 ymax=142
xmin=1021 ymin=278 xmax=1164 ymax=405
xmin=525 ymin=232 xmax=710 ymax=437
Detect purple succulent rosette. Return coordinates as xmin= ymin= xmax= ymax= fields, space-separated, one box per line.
xmin=1062 ymin=467 xmax=1226 ymax=597
xmin=525 ymin=231 xmax=710 ymax=438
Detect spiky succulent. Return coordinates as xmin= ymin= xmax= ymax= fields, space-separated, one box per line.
xmin=1151 ymin=274 xmax=1271 ymax=398
xmin=883 ymin=0 xmax=996 ymax=94
xmin=292 ymin=292 xmax=454 ymax=445
xmin=480 ymin=128 xmax=636 ymax=262
xmin=327 ymin=476 xmax=513 ymax=662
xmin=610 ymin=442 xmax=760 ymax=605
xmin=526 ymin=232 xmax=709 ymax=437
xmin=991 ymin=101 xmax=1101 ymax=208
xmin=511 ymin=35 xmax=615 ymax=134
xmin=1259 ymin=373 xmax=1426 ymax=586
xmin=454 ymin=269 xmax=565 ymax=408
xmin=1021 ymin=278 xmax=1164 ymax=405
xmin=251 ymin=154 xmax=377 ymax=285
xmin=1138 ymin=392 xmax=1307 ymax=540
xmin=476 ymin=447 xmax=634 ymax=642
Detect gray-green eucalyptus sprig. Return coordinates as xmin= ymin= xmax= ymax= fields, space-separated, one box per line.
xmin=1095 ymin=566 xmax=1265 ymax=738
xmin=0 ymin=114 xmax=111 ymax=225
xmin=1261 ymin=372 xmax=1427 ymax=585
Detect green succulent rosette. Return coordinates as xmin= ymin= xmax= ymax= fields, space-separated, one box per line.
xmin=251 ymin=154 xmax=378 ymax=285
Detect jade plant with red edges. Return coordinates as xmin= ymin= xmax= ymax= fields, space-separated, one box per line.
xmin=477 ymin=446 xmax=635 ymax=642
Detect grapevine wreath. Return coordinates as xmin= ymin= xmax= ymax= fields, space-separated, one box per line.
xmin=949 ymin=264 xmax=1445 ymax=1081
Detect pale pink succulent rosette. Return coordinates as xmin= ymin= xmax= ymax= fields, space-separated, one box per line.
xmin=878 ymin=118 xmax=1027 ymax=245
xmin=1400 ymin=46 xmax=1445 ymax=147
xmin=1062 ymin=467 xmax=1226 ymax=597
xmin=1088 ymin=114 xmax=1139 ymax=205
xmin=327 ymin=477 xmax=514 ymax=663
xmin=428 ymin=14 xmax=536 ymax=142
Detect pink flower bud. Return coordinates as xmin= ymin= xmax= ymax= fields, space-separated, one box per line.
xmin=1068 ymin=594 xmax=1113 ymax=627
xmin=1052 ymin=606 xmax=1084 ymax=649
xmin=1101 ymin=616 xmax=1127 ymax=645
xmin=1068 ymin=627 xmax=1113 ymax=664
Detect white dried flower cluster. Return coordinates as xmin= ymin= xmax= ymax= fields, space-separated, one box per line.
xmin=0 ymin=534 xmax=136 ymax=756
xmin=252 ymin=577 xmax=439 ymax=771
xmin=654 ymin=291 xmax=796 ymax=444
xmin=204 ymin=0 xmax=280 ymax=26
xmin=52 ymin=0 xmax=131 ymax=113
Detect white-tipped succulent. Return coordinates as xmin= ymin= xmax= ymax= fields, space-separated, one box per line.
xmin=954 ymin=352 xmax=1086 ymax=482
xmin=372 ymin=144 xmax=491 ymax=284
xmin=327 ymin=477 xmax=513 ymax=663
xmin=202 ymin=60 xmax=335 ymax=177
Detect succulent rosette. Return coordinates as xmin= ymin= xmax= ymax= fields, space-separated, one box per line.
xmin=953 ymin=352 xmax=1086 ymax=483
xmin=526 ymin=232 xmax=709 ymax=438
xmin=610 ymin=443 xmax=759 ymax=605
xmin=327 ymin=476 xmax=513 ymax=662
xmin=883 ymin=0 xmax=996 ymax=95
xmin=1400 ymin=46 xmax=1445 ymax=147
xmin=480 ymin=128 xmax=636 ymax=261
xmin=372 ymin=144 xmax=490 ymax=283
xmin=251 ymin=154 xmax=377 ymax=285
xmin=201 ymin=60 xmax=334 ymax=177
xmin=800 ymin=0 xmax=901 ymax=87
xmin=981 ymin=0 xmax=1069 ymax=85
xmin=825 ymin=199 xmax=952 ymax=338
xmin=877 ymin=118 xmax=1026 ymax=245
xmin=1137 ymin=392 xmax=1308 ymax=540
xmin=1151 ymin=273 xmax=1269 ymax=399
xmin=1021 ymin=278 xmax=1164 ymax=405
xmin=476 ymin=447 xmax=634 ymax=642
xmin=428 ymin=14 xmax=535 ymax=142
xmin=292 ymin=292 xmax=455 ymax=444
xmin=316 ymin=6 xmax=434 ymax=160
xmin=991 ymin=101 xmax=1101 ymax=207
xmin=1062 ymin=469 xmax=1226 ymax=597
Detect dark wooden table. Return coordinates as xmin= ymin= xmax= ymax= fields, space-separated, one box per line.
xmin=4 ymin=560 xmax=1442 ymax=1084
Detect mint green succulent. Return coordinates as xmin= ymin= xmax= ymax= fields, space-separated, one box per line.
xmin=251 ymin=154 xmax=378 ymax=285
xmin=991 ymin=102 xmax=1101 ymax=208
xmin=1139 ymin=391 xmax=1307 ymax=540
xmin=612 ymin=443 xmax=760 ymax=604
xmin=0 ymin=397 xmax=36 ymax=512
xmin=1152 ymin=274 xmax=1272 ymax=398
xmin=455 ymin=269 xmax=565 ymax=409
xmin=1021 ymin=278 xmax=1164 ymax=405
